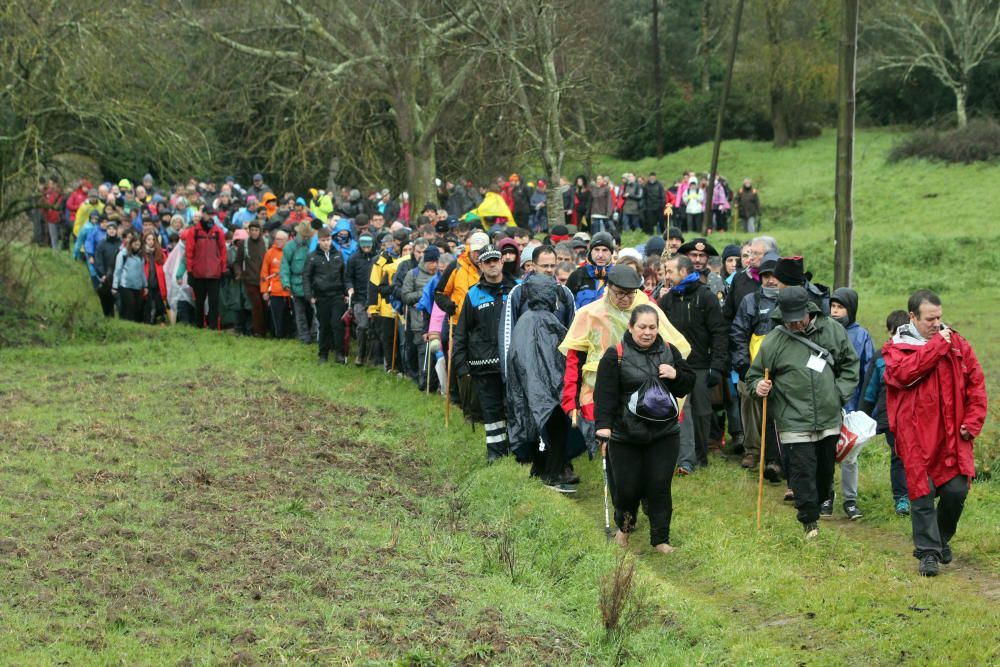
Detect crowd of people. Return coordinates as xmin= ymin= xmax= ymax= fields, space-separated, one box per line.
xmin=35 ymin=169 xmax=987 ymax=577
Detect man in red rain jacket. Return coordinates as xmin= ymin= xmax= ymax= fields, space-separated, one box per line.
xmin=883 ymin=289 xmax=987 ymax=577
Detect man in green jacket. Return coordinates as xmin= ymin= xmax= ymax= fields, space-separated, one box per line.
xmin=746 ymin=286 xmax=858 ymax=539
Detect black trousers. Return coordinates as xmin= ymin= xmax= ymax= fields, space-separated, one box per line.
xmin=268 ymin=296 xmax=291 ymax=338
xmin=786 ymin=435 xmax=838 ymax=524
xmin=911 ymin=474 xmax=968 ymax=561
xmin=314 ymin=295 xmax=347 ymax=359
xmin=96 ymin=281 xmax=116 ymax=317
xmin=118 ymin=288 xmax=143 ymax=322
xmin=640 ymin=209 xmax=661 ymax=235
xmin=531 ymin=408 xmax=571 ymax=482
xmin=475 ymin=373 xmax=509 ymax=461
xmin=377 ymin=315 xmax=398 ymax=370
xmin=609 ymin=431 xmax=680 ymax=546
xmin=189 ymin=277 xmax=220 ymax=330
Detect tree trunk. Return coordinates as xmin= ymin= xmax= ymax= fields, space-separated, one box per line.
xmin=405 ymin=142 xmax=437 ymax=215
xmin=325 ymin=156 xmax=340 ymax=194
xmin=700 ymin=0 xmax=712 ymax=93
xmin=833 ymin=0 xmax=859 ymax=289
xmin=771 ymin=91 xmax=791 ymax=147
xmin=956 ymin=83 xmax=968 ymax=128
xmin=705 ymin=0 xmax=745 ymax=235
xmin=652 ymin=0 xmax=664 ymax=158
xmin=764 ymin=0 xmax=790 ymax=148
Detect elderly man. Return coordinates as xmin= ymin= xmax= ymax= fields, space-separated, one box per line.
xmin=883 ymin=290 xmax=987 ymax=577
xmin=723 ymin=235 xmax=779 ymax=322
xmin=747 ymin=287 xmax=858 ymax=539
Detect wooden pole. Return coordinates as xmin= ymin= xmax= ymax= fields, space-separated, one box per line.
xmin=834 ymin=0 xmax=859 ymax=288
xmin=705 ymin=0 xmax=745 ymax=235
xmin=756 ymin=368 xmax=770 ymax=530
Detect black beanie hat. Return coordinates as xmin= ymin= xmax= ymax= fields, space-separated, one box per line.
xmin=773 ymin=256 xmax=805 ymax=286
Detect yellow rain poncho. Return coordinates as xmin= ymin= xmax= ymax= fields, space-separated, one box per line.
xmin=559 ymin=291 xmax=690 ymax=420
xmin=473 ymin=191 xmax=515 ymax=227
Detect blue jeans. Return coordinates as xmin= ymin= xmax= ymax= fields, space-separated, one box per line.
xmin=885 ymin=431 xmax=908 ymax=501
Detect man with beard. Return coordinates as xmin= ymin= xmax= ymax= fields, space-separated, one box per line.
xmin=657 ymin=254 xmax=728 ymax=475
xmin=234 ymin=220 xmax=269 ymax=336
xmin=566 ymin=232 xmax=615 ymax=310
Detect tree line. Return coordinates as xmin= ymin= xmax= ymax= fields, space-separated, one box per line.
xmin=3 ymin=0 xmax=999 ymax=231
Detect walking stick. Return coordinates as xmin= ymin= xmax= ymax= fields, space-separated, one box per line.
xmin=756 ymin=368 xmax=770 ymax=530
xmin=445 ymin=320 xmax=454 ymax=427
xmin=600 ymin=437 xmax=612 ymax=541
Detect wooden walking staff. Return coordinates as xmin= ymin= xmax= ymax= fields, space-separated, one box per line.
xmin=445 ymin=320 xmax=455 ymax=426
xmin=390 ymin=314 xmax=399 ymax=372
xmin=756 ymin=368 xmax=770 ymax=530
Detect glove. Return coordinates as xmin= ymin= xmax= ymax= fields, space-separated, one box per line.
xmin=706 ymin=369 xmax=722 ymax=388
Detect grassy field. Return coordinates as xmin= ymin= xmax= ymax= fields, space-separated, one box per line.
xmin=1 ymin=129 xmax=998 ymax=664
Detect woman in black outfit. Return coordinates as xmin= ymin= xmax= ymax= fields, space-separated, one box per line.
xmin=594 ymin=304 xmax=695 ymax=553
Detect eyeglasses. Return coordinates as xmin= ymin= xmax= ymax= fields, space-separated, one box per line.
xmin=609 ymin=287 xmax=637 ymax=298
xmin=741 ymin=252 xmax=752 ymax=258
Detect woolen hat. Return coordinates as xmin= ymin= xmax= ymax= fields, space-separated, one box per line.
xmin=774 ymin=256 xmax=805 ymax=286
xmin=423 ymin=245 xmax=441 ymax=263
xmin=359 ymin=233 xmax=374 ymax=247
xmin=589 ymin=231 xmax=615 ymax=252
xmin=777 ymin=286 xmax=810 ymax=323
xmin=644 ymin=236 xmax=666 ymax=259
xmin=607 ymin=264 xmax=644 ymax=290
xmin=722 ymin=244 xmax=741 ymax=264
xmin=668 ymin=226 xmax=684 ymax=241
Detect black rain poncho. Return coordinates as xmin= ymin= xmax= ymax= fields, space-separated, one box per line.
xmin=505 ymin=275 xmax=567 ymax=453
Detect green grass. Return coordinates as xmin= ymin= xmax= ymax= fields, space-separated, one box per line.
xmin=1 ymin=129 xmax=999 ymax=663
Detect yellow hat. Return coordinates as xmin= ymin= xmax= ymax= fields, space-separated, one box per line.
xmin=118 ymin=178 xmax=133 ymax=190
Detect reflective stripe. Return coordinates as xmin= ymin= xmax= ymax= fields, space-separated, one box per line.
xmin=486 ymin=433 xmax=508 ymax=444
xmin=485 ymin=421 xmax=506 ymax=431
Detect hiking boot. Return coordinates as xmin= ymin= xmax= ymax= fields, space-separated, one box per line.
xmin=545 ymin=482 xmax=577 ymax=494
xmin=919 ymin=554 xmax=939 ymax=577
xmin=675 ymin=465 xmax=692 ymax=477
xmin=941 ymin=544 xmax=953 ymax=565
xmin=355 ymin=355 xmax=363 ymax=367
xmin=819 ymin=499 xmax=833 ymax=519
xmin=723 ymin=433 xmax=745 ymax=456
xmin=562 ymin=466 xmax=580 ymax=485
xmin=804 ymin=522 xmax=819 ymax=539
xmin=843 ymin=502 xmax=864 ymax=521
xmin=763 ymin=462 xmax=783 ymax=484
xmin=741 ymin=452 xmax=759 ymax=469
xmin=783 ymin=488 xmax=795 ymax=503
xmin=335 ymin=353 xmax=347 ymax=364
xmin=894 ymin=497 xmax=911 ymax=516
xmin=318 ymin=355 xmax=329 ymax=365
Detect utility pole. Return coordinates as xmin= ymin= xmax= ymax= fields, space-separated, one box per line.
xmin=834 ymin=0 xmax=859 ymax=288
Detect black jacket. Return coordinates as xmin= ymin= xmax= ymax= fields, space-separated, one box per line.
xmin=594 ymin=333 xmax=695 ymax=442
xmin=453 ymin=275 xmax=518 ymax=377
xmin=95 ymin=238 xmax=122 ymax=280
xmin=303 ymin=248 xmax=346 ymax=300
xmin=345 ymin=248 xmax=377 ymax=296
xmin=657 ymin=281 xmax=728 ymax=372
xmin=722 ymin=268 xmax=760 ymax=322
xmin=643 ymin=180 xmax=666 ymax=211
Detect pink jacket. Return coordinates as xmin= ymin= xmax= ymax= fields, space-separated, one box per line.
xmin=429 ymin=302 xmax=446 ymax=336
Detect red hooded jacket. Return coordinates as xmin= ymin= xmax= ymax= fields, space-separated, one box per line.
xmin=883 ymin=330 xmax=987 ymax=500
xmin=184 ymin=222 xmax=227 ymax=280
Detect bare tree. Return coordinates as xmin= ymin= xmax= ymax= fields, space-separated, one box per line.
xmin=182 ymin=0 xmax=479 ymax=208
xmin=873 ymin=0 xmax=1000 ymax=128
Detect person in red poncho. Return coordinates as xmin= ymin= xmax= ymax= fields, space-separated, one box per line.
xmin=883 ymin=289 xmax=988 ymax=577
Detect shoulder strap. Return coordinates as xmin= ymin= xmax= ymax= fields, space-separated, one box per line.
xmin=775 ymin=325 xmax=833 ymax=362
xmin=615 ymin=342 xmax=623 ymax=365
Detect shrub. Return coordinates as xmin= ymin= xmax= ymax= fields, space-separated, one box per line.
xmin=888 ymin=119 xmax=1000 ymax=164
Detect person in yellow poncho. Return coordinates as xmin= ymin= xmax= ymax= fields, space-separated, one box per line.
xmin=560 ymin=264 xmax=690 ymax=454
xmin=472 ymin=191 xmax=516 ymax=229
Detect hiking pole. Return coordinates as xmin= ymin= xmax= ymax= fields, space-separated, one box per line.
xmin=445 ymin=320 xmax=454 ymax=427
xmin=756 ymin=368 xmax=770 ymax=530
xmin=599 ymin=436 xmax=612 ymax=541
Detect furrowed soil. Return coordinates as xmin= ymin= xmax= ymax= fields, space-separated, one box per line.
xmin=0 ymin=352 xmax=587 ymax=665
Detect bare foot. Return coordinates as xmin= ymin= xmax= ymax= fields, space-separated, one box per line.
xmin=614 ymin=530 xmax=629 ymax=548
xmin=654 ymin=543 xmax=675 ymax=554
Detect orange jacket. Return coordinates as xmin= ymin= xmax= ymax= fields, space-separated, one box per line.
xmin=260 ymin=246 xmax=290 ymax=297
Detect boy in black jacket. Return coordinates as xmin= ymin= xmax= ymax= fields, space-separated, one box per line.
xmin=304 ymin=228 xmax=348 ymax=364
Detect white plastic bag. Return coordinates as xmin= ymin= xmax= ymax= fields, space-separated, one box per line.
xmin=836 ymin=410 xmax=878 ymax=463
